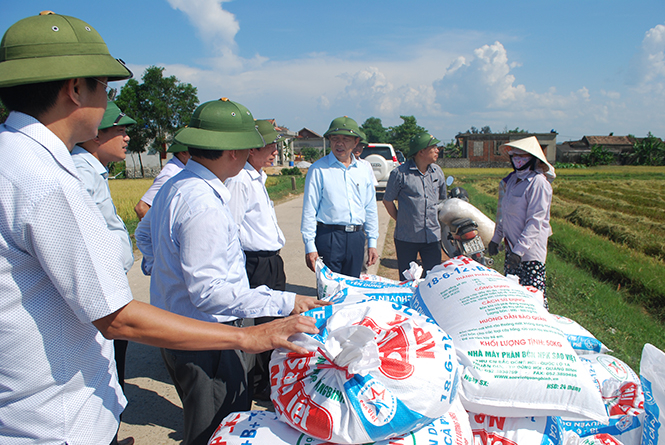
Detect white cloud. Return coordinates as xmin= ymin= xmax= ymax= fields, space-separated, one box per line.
xmin=149 ymin=6 xmax=665 ymax=139
xmin=632 ymin=23 xmax=665 ymax=97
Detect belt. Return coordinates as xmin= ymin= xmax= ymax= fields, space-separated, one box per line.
xmin=317 ymin=222 xmax=363 ymax=232
xmin=244 ymin=250 xmax=280 ymax=258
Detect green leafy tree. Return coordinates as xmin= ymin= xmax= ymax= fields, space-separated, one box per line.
xmin=580 ymin=144 xmax=615 ymax=167
xmin=632 ymin=132 xmax=665 ymax=166
xmin=300 ymin=147 xmax=322 ymax=163
xmin=442 ymin=139 xmax=462 ymax=158
xmin=115 ymin=66 xmax=198 ymax=176
xmin=387 ymin=115 xmax=426 ymax=153
xmin=360 ymin=117 xmax=389 ymax=143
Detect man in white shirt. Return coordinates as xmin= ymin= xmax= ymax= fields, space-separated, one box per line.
xmin=226 ymin=119 xmax=287 ymax=400
xmin=0 ymin=13 xmax=320 ymax=445
xmin=135 ymin=99 xmax=326 ymax=445
xmin=71 ymin=100 xmax=137 ymax=445
xmin=134 ymin=133 xmax=191 ymax=220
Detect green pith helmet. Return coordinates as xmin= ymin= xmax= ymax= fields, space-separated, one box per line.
xmin=167 ymin=129 xmax=188 ymax=153
xmin=174 ymin=98 xmax=264 ymax=151
xmin=407 ymin=132 xmax=441 ymax=158
xmin=255 ymin=119 xmax=282 ymax=145
xmin=98 ymin=100 xmax=136 ymax=130
xmin=357 ymin=129 xmax=368 ymax=145
xmin=0 ymin=11 xmax=132 ymax=88
xmin=323 ymin=116 xmax=362 ymax=139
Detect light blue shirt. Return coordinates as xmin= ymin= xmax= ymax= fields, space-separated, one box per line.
xmin=301 ymin=152 xmax=379 ymax=254
xmin=0 ymin=112 xmax=132 ymax=444
xmin=135 ymin=160 xmax=295 ymax=323
xmin=71 ymin=146 xmax=134 ymax=273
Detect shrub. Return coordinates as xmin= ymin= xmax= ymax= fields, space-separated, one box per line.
xmin=281 ymin=167 xmax=302 ymax=176
xmin=300 ymin=147 xmax=322 ymax=163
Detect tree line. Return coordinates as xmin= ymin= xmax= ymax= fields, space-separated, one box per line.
xmin=1 ymin=67 xmax=663 ymax=167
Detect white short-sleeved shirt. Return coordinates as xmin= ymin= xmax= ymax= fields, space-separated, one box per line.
xmin=0 ymin=112 xmax=133 ymax=444
xmin=225 ymin=162 xmax=285 ymax=252
xmin=135 ymin=160 xmax=295 ymax=323
xmin=71 ymin=146 xmax=134 ymax=273
xmin=139 ymin=155 xmax=186 ymax=206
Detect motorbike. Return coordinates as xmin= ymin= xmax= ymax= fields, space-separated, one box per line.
xmin=439 ymin=176 xmax=494 ymax=267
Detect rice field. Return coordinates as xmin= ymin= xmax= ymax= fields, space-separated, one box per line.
xmin=445 ymin=166 xmax=665 ymax=370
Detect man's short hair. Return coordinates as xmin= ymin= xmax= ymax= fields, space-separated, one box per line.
xmin=0 ymin=78 xmax=98 ymax=118
xmin=188 ymin=147 xmax=224 ymax=161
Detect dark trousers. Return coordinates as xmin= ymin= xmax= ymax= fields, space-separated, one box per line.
xmin=244 ymin=251 xmax=286 ymax=396
xmin=160 ymin=343 xmax=254 ymax=445
xmin=394 ymin=239 xmax=442 ymax=281
xmin=315 ymin=225 xmax=365 ymax=278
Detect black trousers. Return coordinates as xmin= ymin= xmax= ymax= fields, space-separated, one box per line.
xmin=161 ymin=332 xmax=254 ymax=445
xmin=394 ymin=239 xmax=442 ymax=281
xmin=315 ymin=226 xmax=365 ymax=278
xmin=244 ymin=251 xmax=286 ymax=396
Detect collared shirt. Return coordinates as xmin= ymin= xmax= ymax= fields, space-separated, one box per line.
xmin=491 ymin=170 xmax=552 ymax=262
xmin=225 ymin=162 xmax=286 ymax=252
xmin=135 ymin=160 xmax=295 ymax=323
xmin=139 ymin=155 xmax=186 ymax=206
xmin=301 ymin=152 xmax=379 ymax=254
xmin=71 ymin=146 xmax=134 ymax=273
xmin=383 ymin=159 xmax=447 ymax=243
xmin=0 ymin=112 xmax=132 ymax=444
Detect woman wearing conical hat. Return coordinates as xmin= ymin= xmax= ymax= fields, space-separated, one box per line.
xmin=487 ymin=136 xmax=554 ymax=309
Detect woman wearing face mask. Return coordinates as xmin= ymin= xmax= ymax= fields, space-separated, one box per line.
xmin=488 ymin=136 xmax=555 ymax=309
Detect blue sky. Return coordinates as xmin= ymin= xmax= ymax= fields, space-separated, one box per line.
xmin=3 ymin=1 xmax=665 ymax=142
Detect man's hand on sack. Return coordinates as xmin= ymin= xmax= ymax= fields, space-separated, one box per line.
xmin=506 ymin=252 xmax=522 ymax=269
xmin=292 ymin=294 xmax=330 ymax=315
xmin=488 ymin=241 xmax=499 ymax=256
xmin=240 ymin=315 xmax=320 ymax=354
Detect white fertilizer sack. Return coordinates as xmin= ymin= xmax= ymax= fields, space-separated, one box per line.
xmin=208 ymin=400 xmax=473 ymax=445
xmin=438 ymin=198 xmax=496 ymax=246
xmin=269 ymin=300 xmax=459 ymax=444
xmin=411 ymin=256 xmax=607 ymax=421
xmin=550 ymin=314 xmax=610 ymax=355
xmin=560 ymin=353 xmax=643 ymax=445
xmin=316 ymin=258 xmax=417 ymax=306
xmin=468 ymin=413 xmax=566 ymax=445
xmin=640 ymin=343 xmax=665 ymax=445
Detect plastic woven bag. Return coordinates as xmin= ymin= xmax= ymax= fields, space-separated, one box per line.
xmin=269 ymin=300 xmax=459 ymax=444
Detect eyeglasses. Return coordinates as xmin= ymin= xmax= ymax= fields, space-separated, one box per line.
xmin=93 ymin=78 xmax=117 ymax=101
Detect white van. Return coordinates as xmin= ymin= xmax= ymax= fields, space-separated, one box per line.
xmin=359 ymin=143 xmax=399 ymax=188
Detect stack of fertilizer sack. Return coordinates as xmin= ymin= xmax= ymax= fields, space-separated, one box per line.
xmin=208 ymin=257 xmax=664 ymax=445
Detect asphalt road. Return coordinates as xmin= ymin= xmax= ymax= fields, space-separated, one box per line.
xmin=118 ymin=193 xmax=390 ymax=444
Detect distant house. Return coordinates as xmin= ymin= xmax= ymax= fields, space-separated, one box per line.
xmin=557 ymin=135 xmax=636 ymax=164
xmin=293 ymin=128 xmax=328 ymax=161
xmin=454 ymin=132 xmax=557 ymax=168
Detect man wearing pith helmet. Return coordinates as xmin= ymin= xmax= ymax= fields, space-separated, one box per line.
xmin=71 ymin=100 xmax=137 ymax=428
xmin=383 ymin=131 xmax=447 ymax=280
xmin=0 ymin=13 xmax=321 ymax=445
xmin=135 ymin=99 xmax=327 ymax=445
xmin=225 ymin=119 xmax=288 ymax=401
xmin=301 ymin=116 xmax=379 ymax=277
